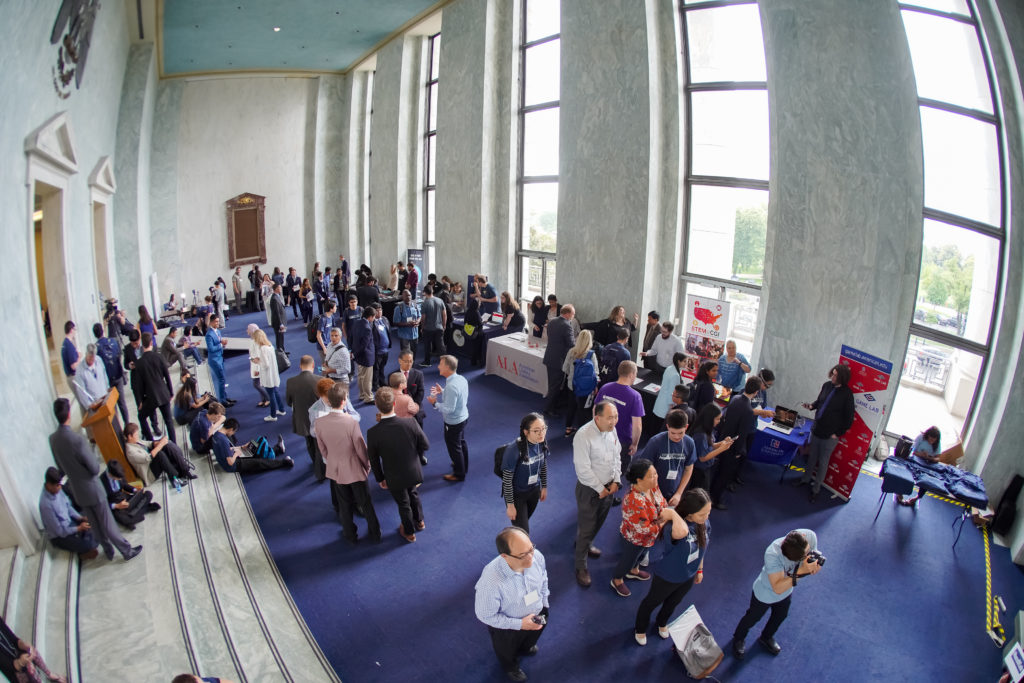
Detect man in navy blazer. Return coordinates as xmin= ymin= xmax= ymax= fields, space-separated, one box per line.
xmin=367 ymin=387 xmax=430 ymax=542
xmin=397 ymin=350 xmax=426 ymax=427
xmin=48 ymin=398 xmax=141 ymax=561
xmin=542 ymin=304 xmax=576 ymax=417
xmin=351 ymin=307 xmax=377 ymax=404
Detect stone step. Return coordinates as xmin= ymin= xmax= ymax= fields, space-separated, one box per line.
xmin=0 ymin=546 xmax=18 ymax=617
xmin=34 ymin=545 xmax=74 ymax=683
xmin=6 ymin=545 xmax=41 ymax=642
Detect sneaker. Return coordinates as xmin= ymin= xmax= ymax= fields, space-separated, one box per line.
xmin=276 ymin=410 xmax=287 ymax=416
xmin=264 ymin=415 xmax=278 ymax=422
xmin=625 ymin=569 xmax=651 ymax=581
xmin=639 ymin=554 xmax=649 ymax=567
xmin=634 ymin=633 xmax=647 ymax=646
xmin=610 ymin=580 xmax=631 ymax=597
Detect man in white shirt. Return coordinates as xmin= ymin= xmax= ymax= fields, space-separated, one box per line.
xmin=72 ymin=344 xmax=110 ymax=414
xmin=572 ymin=400 xmax=621 ymax=587
xmin=640 ymin=322 xmax=685 ymax=374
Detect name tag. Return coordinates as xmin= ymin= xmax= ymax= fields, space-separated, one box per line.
xmin=687 ymin=545 xmax=700 ymax=564
xmin=528 ymin=472 xmax=539 ymax=486
xmin=292 ymin=285 xmax=300 ymax=291
xmin=523 ymin=589 xmax=540 ymax=606
xmin=666 ymin=469 xmax=678 ymax=481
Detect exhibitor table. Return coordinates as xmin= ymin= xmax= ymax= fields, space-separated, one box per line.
xmin=485 ymin=333 xmax=547 ymax=396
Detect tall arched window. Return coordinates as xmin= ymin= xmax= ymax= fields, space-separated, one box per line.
xmin=516 ymin=0 xmax=560 ymax=303
xmin=887 ymin=0 xmax=1005 ymax=445
xmin=424 ymin=32 xmax=440 ymax=274
xmin=677 ymin=0 xmax=769 ymax=361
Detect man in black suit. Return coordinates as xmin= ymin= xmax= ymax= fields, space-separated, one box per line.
xmin=285 ymin=267 xmax=301 ymax=319
xmin=270 ymin=283 xmax=287 ymax=352
xmin=123 ymin=329 xmax=161 ymax=438
xmin=357 ymin=276 xmax=383 ymax=309
xmin=541 ymin=304 xmax=576 ymax=417
xmin=710 ymin=377 xmax=760 ymax=510
xmin=136 ymin=333 xmax=176 ymax=443
xmin=48 ymin=398 xmax=142 ymax=561
xmin=100 ymin=460 xmax=157 ymax=531
xmin=286 ymin=355 xmax=325 ymax=480
xmin=397 ymin=350 xmax=425 ymax=429
xmin=367 ymin=387 xmax=430 ymax=543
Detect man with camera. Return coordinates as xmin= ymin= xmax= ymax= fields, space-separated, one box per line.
xmin=732 ymin=528 xmax=824 ymax=659
xmin=474 ymin=527 xmax=549 ymax=682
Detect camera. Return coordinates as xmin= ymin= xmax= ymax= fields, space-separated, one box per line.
xmin=531 ymin=614 xmax=546 ymax=625
xmin=805 ymin=550 xmax=826 ymax=567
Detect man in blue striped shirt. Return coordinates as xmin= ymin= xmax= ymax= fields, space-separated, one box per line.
xmin=474 ymin=527 xmax=549 ymax=682
xmin=428 ymin=355 xmax=470 ymax=481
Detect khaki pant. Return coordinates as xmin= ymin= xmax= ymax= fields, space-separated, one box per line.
xmin=357 ymin=364 xmax=374 ymax=403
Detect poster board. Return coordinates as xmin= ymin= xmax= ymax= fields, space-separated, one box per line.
xmin=823 ymin=345 xmax=893 ymax=500
xmin=680 ymin=294 xmax=731 ymax=379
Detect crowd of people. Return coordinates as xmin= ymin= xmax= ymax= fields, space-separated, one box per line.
xmin=43 ymin=252 xmax=886 ymax=683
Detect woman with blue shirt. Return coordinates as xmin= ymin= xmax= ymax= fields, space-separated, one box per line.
xmin=652 ymin=353 xmax=688 ymax=425
xmin=633 ymin=488 xmax=711 ymax=645
xmin=897 ymin=426 xmax=941 ymax=506
xmin=502 ymin=413 xmax=549 ymax=533
xmin=688 ymin=404 xmax=735 ymax=493
xmin=715 ymin=340 xmax=750 ymax=394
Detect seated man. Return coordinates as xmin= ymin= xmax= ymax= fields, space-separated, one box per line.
xmin=211 ymin=418 xmax=293 ymax=473
xmin=38 ymin=467 xmax=99 ymax=561
xmin=189 ymin=402 xmax=227 ymax=455
xmin=124 ymin=422 xmax=194 ymax=486
xmin=100 ymin=460 xmax=159 ymax=531
xmin=159 ymin=326 xmax=189 ymax=370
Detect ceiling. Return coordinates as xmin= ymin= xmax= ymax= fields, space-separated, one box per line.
xmin=149 ymin=0 xmax=443 ymax=77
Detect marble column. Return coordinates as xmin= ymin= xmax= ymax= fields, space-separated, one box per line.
xmin=756 ymin=0 xmax=923 ymax=410
xmin=314 ymin=74 xmax=346 ymax=270
xmin=150 ymin=79 xmax=184 ymax=298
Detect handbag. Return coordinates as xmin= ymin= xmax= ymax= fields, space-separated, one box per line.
xmin=668 ymin=605 xmax=723 ymax=679
xmin=276 ymin=349 xmax=291 ymax=371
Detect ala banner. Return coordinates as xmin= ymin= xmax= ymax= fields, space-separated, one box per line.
xmin=680 ymin=294 xmax=731 ymax=379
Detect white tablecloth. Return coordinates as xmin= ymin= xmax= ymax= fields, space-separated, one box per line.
xmin=485 ymin=333 xmax=547 ymax=396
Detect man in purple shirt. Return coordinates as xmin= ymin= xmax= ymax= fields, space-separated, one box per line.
xmin=594 ymin=361 xmax=645 ymax=484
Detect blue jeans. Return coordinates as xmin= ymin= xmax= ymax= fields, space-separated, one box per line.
xmin=612 ymin=534 xmax=650 ymax=580
xmin=209 ymin=360 xmax=227 ymax=401
xmin=266 ymin=386 xmax=285 ymax=415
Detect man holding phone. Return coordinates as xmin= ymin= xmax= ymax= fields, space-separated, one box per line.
xmin=475 ymin=527 xmax=550 ymax=682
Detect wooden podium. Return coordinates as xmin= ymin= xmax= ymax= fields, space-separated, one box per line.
xmin=80 ymin=388 xmax=138 ymax=481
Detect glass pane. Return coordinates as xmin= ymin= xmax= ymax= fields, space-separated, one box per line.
xmin=427 ymin=134 xmax=436 ymax=186
xmin=888 ymin=335 xmax=983 ymax=444
xmin=427 ymin=244 xmax=436 ymax=276
xmin=686 ymin=5 xmax=767 ymax=83
xmin=920 ymin=107 xmax=1000 ymax=226
xmin=523 ymin=108 xmax=560 ymax=176
xmin=522 ymin=182 xmax=558 ymax=252
xmin=430 ymin=35 xmax=440 ymax=79
xmin=524 ymin=40 xmax=560 ymax=105
xmin=901 ymin=10 xmax=991 ymax=113
xmin=525 ymin=0 xmax=559 ymax=42
xmin=545 ymin=259 xmax=557 ymax=300
xmin=899 ymin=0 xmax=970 ymax=16
xmin=686 ymin=185 xmax=769 ymax=284
xmin=914 ymin=219 xmax=998 ymax=344
xmin=426 ymin=189 xmax=435 ymax=241
xmin=520 ymin=256 xmax=544 ymax=302
xmin=690 ymin=90 xmax=769 ymax=180
xmin=428 ymin=82 xmax=438 ymax=132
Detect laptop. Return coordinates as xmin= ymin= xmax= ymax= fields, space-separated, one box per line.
xmin=768 ymin=406 xmax=798 ymax=435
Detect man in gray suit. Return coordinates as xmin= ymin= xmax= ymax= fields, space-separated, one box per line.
xmin=270 ymin=283 xmax=288 ymax=353
xmin=285 ymin=355 xmax=325 ymax=481
xmin=542 ymin=304 xmax=576 ymax=418
xmin=48 ymin=398 xmax=142 ymax=562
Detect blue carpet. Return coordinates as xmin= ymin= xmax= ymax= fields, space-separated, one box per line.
xmin=219 ymin=310 xmax=1024 ymax=682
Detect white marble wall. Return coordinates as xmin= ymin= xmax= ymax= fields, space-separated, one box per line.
xmin=150 ymin=79 xmax=184 ymax=297
xmin=314 ymin=74 xmax=347 ymax=268
xmin=756 ymin=0 xmax=923 ymax=412
xmin=0 ymin=0 xmax=131 ymax=545
xmin=340 ymin=72 xmax=373 ymax=267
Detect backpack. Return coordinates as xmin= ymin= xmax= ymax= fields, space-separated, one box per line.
xmin=893 ymin=435 xmax=912 ymax=459
xmin=572 ymin=352 xmax=598 ymax=397
xmin=494 ymin=441 xmax=517 ymax=478
xmin=95 ymin=338 xmax=123 ymax=382
xmin=307 ymin=314 xmax=322 ymax=343
xmin=668 ymin=605 xmax=724 ymax=679
xmin=599 ymin=344 xmax=623 ymax=385
xmin=244 ymin=436 xmax=275 ymax=459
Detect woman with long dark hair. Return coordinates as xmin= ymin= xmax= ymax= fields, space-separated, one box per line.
xmin=689 ymin=361 xmax=719 ymax=412
xmin=137 ymin=305 xmax=155 ymax=336
xmin=688 ymin=404 xmax=734 ymax=492
xmin=633 ymin=488 xmax=712 ymax=645
xmin=529 ymin=296 xmax=546 ymax=338
xmin=897 ymin=425 xmax=942 ymax=506
xmin=500 ymin=291 xmax=526 ymax=331
xmin=500 ymin=413 xmax=550 ymax=533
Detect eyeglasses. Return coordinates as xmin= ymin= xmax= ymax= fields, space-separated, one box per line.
xmin=508 ymin=545 xmax=537 ymax=560
xmin=528 ymin=426 xmax=548 ymax=434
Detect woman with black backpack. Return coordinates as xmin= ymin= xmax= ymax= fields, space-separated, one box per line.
xmin=499 ymin=413 xmax=550 ymax=533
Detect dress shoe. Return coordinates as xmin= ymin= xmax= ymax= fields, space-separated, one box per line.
xmin=443 ymin=474 xmax=465 ymax=482
xmin=505 ymin=667 xmax=527 ymax=682
xmin=123 ymin=545 xmax=143 ymax=561
xmin=274 ymin=435 xmax=286 ymax=454
xmin=419 ymin=455 xmax=428 ymax=466
xmin=185 ymin=473 xmax=199 ymax=480
xmin=612 ymin=496 xmax=622 ymax=506
xmin=732 ymin=638 xmax=746 ymax=659
xmin=759 ymin=635 xmax=782 ymax=655
xmin=79 ymin=549 xmax=99 ymax=561
xmin=713 ymin=502 xmax=729 ymax=511
xmin=587 ymin=546 xmax=602 ymax=559
xmin=416 ymin=520 xmax=426 ymax=531
xmin=575 ymin=568 xmax=592 ymax=587
xmin=103 ymin=547 xmax=114 ymax=561
xmin=124 ymin=523 xmax=137 ymax=532
xmin=398 ymin=526 xmax=416 ymax=543
xmin=224 ymin=399 xmax=237 ymax=407
xmin=282 ymin=456 xmax=295 ymax=468
xmin=147 ymin=502 xmax=162 ymax=512
xmin=519 ymin=645 xmax=538 ymax=657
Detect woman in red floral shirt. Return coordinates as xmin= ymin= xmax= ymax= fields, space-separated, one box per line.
xmin=611 ymin=459 xmax=681 ymax=597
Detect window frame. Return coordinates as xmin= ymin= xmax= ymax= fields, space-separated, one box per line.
xmin=423 ymin=32 xmax=440 ymax=276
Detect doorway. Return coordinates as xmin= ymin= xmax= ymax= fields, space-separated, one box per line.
xmin=33 ymin=180 xmax=74 ymax=396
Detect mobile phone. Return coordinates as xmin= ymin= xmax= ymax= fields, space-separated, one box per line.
xmin=531 ymin=614 xmax=546 ymax=625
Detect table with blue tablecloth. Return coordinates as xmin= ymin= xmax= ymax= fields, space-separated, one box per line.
xmin=748 ymin=416 xmax=813 ymax=468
